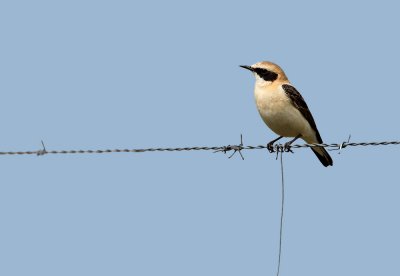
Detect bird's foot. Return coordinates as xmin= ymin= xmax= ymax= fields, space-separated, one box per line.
xmin=283 ymin=142 xmax=294 ymax=153
xmin=267 ymin=142 xmax=275 ymax=153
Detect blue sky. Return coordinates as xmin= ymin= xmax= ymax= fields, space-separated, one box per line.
xmin=1 ymin=1 xmax=399 ymax=275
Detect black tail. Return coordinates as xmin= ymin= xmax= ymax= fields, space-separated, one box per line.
xmin=311 ymin=146 xmax=333 ymax=167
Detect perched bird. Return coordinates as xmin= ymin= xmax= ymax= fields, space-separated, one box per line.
xmin=240 ymin=61 xmax=333 ymax=167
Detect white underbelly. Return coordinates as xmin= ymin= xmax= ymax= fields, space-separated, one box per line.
xmin=259 ymin=106 xmax=308 ymax=137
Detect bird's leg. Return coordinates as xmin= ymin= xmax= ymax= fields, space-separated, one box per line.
xmin=267 ymin=136 xmax=283 ymax=153
xmin=284 ymin=134 xmax=302 ymax=152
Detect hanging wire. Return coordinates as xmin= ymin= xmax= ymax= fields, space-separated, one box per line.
xmin=276 ymin=151 xmax=285 ymax=276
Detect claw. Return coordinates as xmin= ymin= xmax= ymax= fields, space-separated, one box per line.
xmin=283 ymin=142 xmax=294 ymax=153
xmin=267 ymin=136 xmax=283 ymax=153
xmin=267 ymin=142 xmax=275 ymax=153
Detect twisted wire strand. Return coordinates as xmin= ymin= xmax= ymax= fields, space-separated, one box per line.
xmin=0 ymin=140 xmax=399 ymax=156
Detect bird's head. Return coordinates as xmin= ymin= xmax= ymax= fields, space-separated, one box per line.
xmin=240 ymin=61 xmax=288 ymax=86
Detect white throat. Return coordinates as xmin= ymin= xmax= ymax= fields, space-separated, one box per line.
xmin=255 ymin=74 xmax=273 ymax=87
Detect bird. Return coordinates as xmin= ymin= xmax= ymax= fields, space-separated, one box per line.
xmin=240 ymin=61 xmax=333 ymax=167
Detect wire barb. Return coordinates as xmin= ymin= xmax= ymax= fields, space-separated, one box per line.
xmin=36 ymin=140 xmax=47 ymax=156
xmin=273 ymin=144 xmax=294 ymax=160
xmin=329 ymin=134 xmax=351 ymax=154
xmin=338 ymin=134 xmax=351 ymax=154
xmin=213 ymin=134 xmax=245 ymax=160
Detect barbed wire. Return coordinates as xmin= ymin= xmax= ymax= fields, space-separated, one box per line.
xmin=0 ymin=135 xmax=399 ymax=158
xmin=2 ymin=135 xmax=399 ymax=276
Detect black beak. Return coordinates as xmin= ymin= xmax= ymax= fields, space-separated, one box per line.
xmin=240 ymin=65 xmax=254 ymax=72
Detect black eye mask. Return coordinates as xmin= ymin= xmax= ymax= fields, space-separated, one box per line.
xmin=253 ymin=68 xmax=278 ymax=82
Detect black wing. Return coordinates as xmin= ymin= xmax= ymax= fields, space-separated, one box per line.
xmin=281 ymin=84 xmax=322 ymax=143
